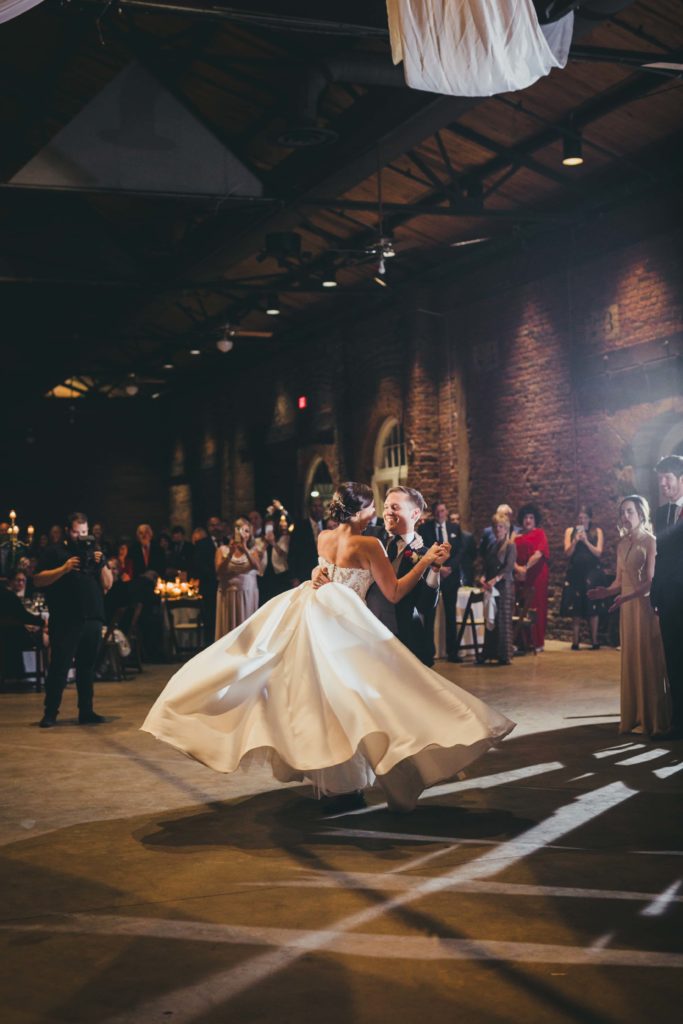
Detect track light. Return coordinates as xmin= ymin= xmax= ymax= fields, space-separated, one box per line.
xmin=562 ymin=133 xmax=583 ymax=167
xmin=265 ymin=293 xmax=281 ymax=315
xmin=321 ymin=269 xmax=337 ymax=288
xmin=216 ymin=337 xmax=234 ymax=353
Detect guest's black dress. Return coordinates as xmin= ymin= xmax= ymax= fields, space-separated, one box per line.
xmin=560 ymin=528 xmax=603 ymax=618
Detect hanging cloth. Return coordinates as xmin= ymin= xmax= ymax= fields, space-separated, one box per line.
xmin=386 ymin=0 xmax=574 ymax=97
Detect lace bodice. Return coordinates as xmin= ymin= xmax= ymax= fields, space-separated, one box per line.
xmin=318 ymin=557 xmax=374 ymax=602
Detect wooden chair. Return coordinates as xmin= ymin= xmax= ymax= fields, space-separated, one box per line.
xmin=452 ymin=589 xmax=485 ymax=662
xmin=166 ymin=598 xmax=205 ymax=661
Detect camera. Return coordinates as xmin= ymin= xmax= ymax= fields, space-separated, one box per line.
xmin=75 ymin=535 xmax=101 ymax=572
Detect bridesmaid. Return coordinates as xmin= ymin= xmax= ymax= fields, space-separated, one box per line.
xmin=514 ymin=503 xmax=550 ymax=652
xmin=215 ymin=517 xmax=265 ymax=640
xmin=588 ymin=495 xmax=670 ymax=737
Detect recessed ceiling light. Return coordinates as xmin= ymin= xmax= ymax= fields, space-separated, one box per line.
xmin=190 ymin=348 xmax=201 ymax=356
xmin=163 ymin=362 xmax=174 ymax=370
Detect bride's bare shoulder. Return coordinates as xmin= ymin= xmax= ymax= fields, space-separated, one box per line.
xmin=356 ymin=535 xmax=385 ymax=555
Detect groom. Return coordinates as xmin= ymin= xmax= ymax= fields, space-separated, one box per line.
xmin=315 ymin=486 xmax=447 ymax=667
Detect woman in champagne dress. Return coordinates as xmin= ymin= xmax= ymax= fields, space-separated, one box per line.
xmin=214 ymin=518 xmax=265 ymax=640
xmin=589 ymin=495 xmax=670 ymax=736
xmin=143 ymin=483 xmax=514 ymax=812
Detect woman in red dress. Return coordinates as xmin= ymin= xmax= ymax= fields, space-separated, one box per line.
xmin=514 ymin=503 xmax=550 ymax=652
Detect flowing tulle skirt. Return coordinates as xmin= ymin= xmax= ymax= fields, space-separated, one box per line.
xmin=142 ymin=582 xmax=515 ymax=811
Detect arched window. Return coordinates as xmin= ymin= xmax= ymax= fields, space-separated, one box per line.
xmin=372 ymin=418 xmax=408 ymax=509
xmin=303 ymin=457 xmax=334 ymax=513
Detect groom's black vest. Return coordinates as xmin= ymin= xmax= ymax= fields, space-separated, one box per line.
xmin=365 ymin=532 xmax=438 ymax=666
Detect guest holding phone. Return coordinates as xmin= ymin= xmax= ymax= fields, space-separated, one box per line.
xmin=215 ymin=517 xmax=265 ymax=639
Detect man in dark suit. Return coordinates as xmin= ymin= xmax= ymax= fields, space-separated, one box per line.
xmin=420 ymin=500 xmax=476 ymax=662
xmin=288 ymin=496 xmax=325 ymax=587
xmin=651 ymin=512 xmax=683 ymax=740
xmin=191 ymin=516 xmax=223 ymax=640
xmin=168 ymin=525 xmax=193 ymax=577
xmin=129 ymin=524 xmax=167 ymax=579
xmin=653 ymin=455 xmax=683 ymax=537
xmin=364 ymin=487 xmax=444 ymax=666
xmin=363 ymin=514 xmax=385 ymax=538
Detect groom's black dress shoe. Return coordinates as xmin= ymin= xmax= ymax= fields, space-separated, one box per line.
xmin=321 ymin=791 xmax=366 ymax=816
xmin=78 ymin=711 xmax=106 ymax=725
xmin=39 ymin=714 xmax=58 ymax=729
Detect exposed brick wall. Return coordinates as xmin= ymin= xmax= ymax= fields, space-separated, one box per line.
xmin=173 ymin=199 xmax=682 ymax=639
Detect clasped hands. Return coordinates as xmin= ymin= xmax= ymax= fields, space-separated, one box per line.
xmin=311 ymin=541 xmax=450 ymax=590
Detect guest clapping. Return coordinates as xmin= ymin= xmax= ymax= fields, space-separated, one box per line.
xmin=560 ymin=504 xmax=604 ymax=650
xmin=261 ymin=513 xmax=291 ymax=603
xmin=215 ymin=517 xmax=265 ymax=639
xmin=514 ymin=503 xmax=550 ymax=653
xmin=588 ymin=496 xmax=670 ymax=737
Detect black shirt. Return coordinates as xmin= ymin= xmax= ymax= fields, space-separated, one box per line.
xmin=37 ymin=541 xmax=106 ymax=624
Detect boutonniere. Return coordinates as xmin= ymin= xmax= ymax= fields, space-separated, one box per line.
xmin=403 ymin=536 xmax=425 ymax=565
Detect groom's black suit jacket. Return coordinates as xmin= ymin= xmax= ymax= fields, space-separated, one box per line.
xmin=365 ymin=531 xmax=439 ymax=666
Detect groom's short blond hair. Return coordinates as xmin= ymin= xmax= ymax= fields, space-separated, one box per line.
xmin=385 ymin=486 xmax=425 ymax=512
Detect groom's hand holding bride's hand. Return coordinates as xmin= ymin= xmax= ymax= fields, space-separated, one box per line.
xmin=431 ymin=542 xmax=451 ymax=568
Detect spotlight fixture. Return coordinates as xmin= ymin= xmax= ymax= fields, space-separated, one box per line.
xmin=562 ymin=133 xmax=583 ymax=167
xmin=216 ymin=336 xmax=234 ymax=353
xmin=321 ymin=269 xmax=337 ymax=288
xmin=265 ymin=293 xmax=281 ymax=316
xmin=381 ymin=240 xmax=396 ymax=258
xmin=190 ymin=348 xmax=201 ymax=356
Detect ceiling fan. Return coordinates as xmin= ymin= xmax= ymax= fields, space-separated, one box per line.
xmin=326 ymin=159 xmax=398 ymax=278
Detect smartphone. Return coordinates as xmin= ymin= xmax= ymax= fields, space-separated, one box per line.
xmin=265 ymin=523 xmax=274 ymax=537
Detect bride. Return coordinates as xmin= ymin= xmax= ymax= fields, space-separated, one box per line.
xmin=142 ymin=482 xmax=514 ymax=812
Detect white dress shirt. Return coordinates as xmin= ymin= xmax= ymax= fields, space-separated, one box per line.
xmin=390 ymin=531 xmax=440 ymax=590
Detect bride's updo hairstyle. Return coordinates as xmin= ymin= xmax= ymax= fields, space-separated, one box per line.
xmin=328 ymin=482 xmax=374 ymax=524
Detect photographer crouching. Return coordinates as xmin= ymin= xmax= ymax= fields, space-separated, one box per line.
xmin=33 ymin=512 xmax=112 ymax=728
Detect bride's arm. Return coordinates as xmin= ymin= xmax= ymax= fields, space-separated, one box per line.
xmin=366 ymin=538 xmax=441 ymax=605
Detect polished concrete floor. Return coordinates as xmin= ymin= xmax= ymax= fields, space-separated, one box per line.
xmin=1 ymin=643 xmax=682 ymax=1024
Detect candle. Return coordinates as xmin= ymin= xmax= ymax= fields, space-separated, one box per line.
xmin=27 ymin=525 xmax=34 ymax=537
xmin=10 ymin=510 xmax=16 ymax=520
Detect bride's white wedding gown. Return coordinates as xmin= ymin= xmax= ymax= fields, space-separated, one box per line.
xmin=142 ymin=559 xmax=515 ymax=811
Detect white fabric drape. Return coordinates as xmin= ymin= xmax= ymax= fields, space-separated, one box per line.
xmin=0 ymin=0 xmax=44 ymax=25
xmin=386 ymin=0 xmax=574 ymax=96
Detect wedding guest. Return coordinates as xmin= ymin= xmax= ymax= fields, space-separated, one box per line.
xmin=248 ymin=509 xmax=264 ymax=539
xmin=480 ymin=504 xmax=516 ymax=560
xmin=168 ymin=526 xmax=193 ymax=577
xmin=560 ymin=504 xmax=604 ymax=650
xmin=48 ymin=524 xmax=63 ymax=545
xmin=420 ymin=500 xmax=473 ymax=662
xmin=0 ymin=575 xmax=43 ymax=679
xmin=514 ymin=503 xmax=550 ymax=652
xmin=115 ymin=541 xmax=134 ymax=583
xmin=191 ymin=517 xmax=222 ymax=637
xmin=325 ymin=517 xmax=338 ymax=531
xmin=215 ymin=517 xmax=265 ymax=639
xmin=7 ymin=567 xmax=31 ymax=602
xmin=651 ymin=515 xmax=683 ymax=739
xmin=289 ymin=496 xmax=325 ymax=587
xmin=92 ymin=522 xmax=113 ymax=558
xmin=261 ymin=514 xmax=292 ymax=603
xmin=479 ymin=513 xmax=516 ymax=665
xmin=589 ymin=495 xmax=670 ymax=736
xmin=130 ymin=523 xmax=166 ymax=579
xmin=158 ymin=531 xmax=173 ymax=577
xmin=653 ymin=454 xmax=683 ymax=535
